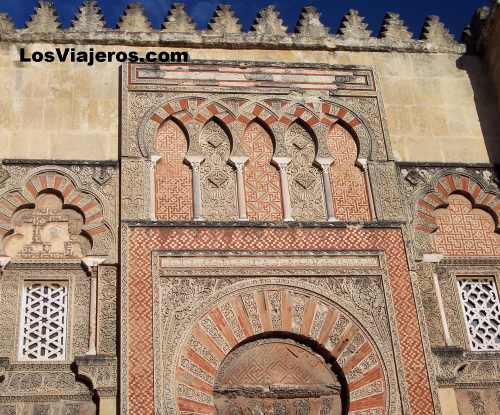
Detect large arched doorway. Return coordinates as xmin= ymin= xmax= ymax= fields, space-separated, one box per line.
xmin=214 ymin=336 xmax=344 ymax=415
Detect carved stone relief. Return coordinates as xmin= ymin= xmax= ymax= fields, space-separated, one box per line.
xmin=155 ymin=269 xmax=402 ymax=415
xmin=200 ymin=120 xmax=238 ymax=221
xmin=286 ymin=122 xmax=326 ymax=221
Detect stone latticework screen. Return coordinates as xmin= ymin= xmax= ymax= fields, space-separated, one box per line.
xmin=328 ymin=123 xmax=370 ymax=221
xmin=434 ymin=194 xmax=500 ymax=256
xmin=155 ymin=119 xmax=193 ymax=220
xmin=240 ymin=122 xmax=282 ymax=221
xmin=457 ymin=278 xmax=500 ymax=351
xmin=18 ymin=282 xmax=68 ymax=361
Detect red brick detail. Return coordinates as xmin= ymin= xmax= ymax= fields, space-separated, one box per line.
xmin=162 ymin=103 xmax=175 ymax=114
xmin=231 ymin=296 xmax=253 ymax=338
xmin=85 ymin=212 xmax=103 ymax=224
xmin=278 ymin=115 xmax=291 ymax=126
xmin=317 ymin=309 xmax=338 ymax=345
xmin=192 ymin=324 xmax=225 ymax=361
xmin=38 ymin=175 xmax=47 ymax=190
xmin=150 ymin=113 xmax=163 ymax=124
xmin=26 ymin=181 xmax=37 ymax=199
xmin=300 ymin=299 xmax=316 ymax=336
xmin=434 ymin=194 xmax=500 ymax=256
xmin=222 ymin=114 xmax=235 ymax=124
xmin=349 ymin=118 xmax=361 ymax=128
xmin=239 ymin=122 xmax=282 ymax=221
xmin=195 ymin=113 xmax=208 ymax=123
xmin=328 ymin=123 xmax=371 ymax=221
xmin=281 ymin=290 xmax=292 ymax=332
xmin=342 ymin=342 xmax=372 ymax=373
xmin=53 ymin=175 xmax=63 ymax=191
xmin=185 ymin=348 xmax=217 ymax=377
xmin=264 ymin=114 xmax=278 ymax=125
xmin=176 ymin=367 xmax=213 ymax=394
xmin=336 ymin=108 xmax=347 ymax=119
xmin=350 ymin=393 xmax=385 ymax=412
xmin=417 ymin=199 xmax=435 ymax=212
xmin=62 ymin=183 xmax=75 ymax=199
xmin=126 ymin=227 xmax=434 ymax=415
xmin=237 ymin=115 xmax=250 ymax=124
xmin=306 ymin=117 xmax=319 ymax=127
xmin=322 ymin=103 xmax=332 ymax=114
xmin=179 ymin=99 xmax=189 ymax=110
xmin=416 ymin=175 xmax=500 ymax=256
xmin=349 ymin=366 xmax=383 ymax=391
xmin=209 ymin=308 xmax=239 ymax=347
xmin=207 ymin=104 xmax=219 ymax=115
xmin=252 ymin=105 xmax=264 ymax=117
xmin=86 ymin=225 xmax=107 ymax=236
xmin=177 ymin=398 xmax=215 ymax=415
xmin=154 ymin=119 xmax=193 ymax=220
xmin=416 ymin=211 xmax=437 ymax=225
xmin=81 ymin=200 xmax=97 ymax=213
xmin=294 ymin=106 xmax=305 ymax=118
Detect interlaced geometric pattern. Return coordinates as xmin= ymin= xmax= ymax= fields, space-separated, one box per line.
xmin=434 ymin=194 xmax=500 ymax=256
xmin=18 ymin=282 xmax=68 ymax=361
xmin=240 ymin=122 xmax=282 ymax=221
xmin=328 ymin=123 xmax=370 ymax=221
xmin=458 ymin=278 xmax=500 ymax=351
xmin=127 ymin=227 xmax=434 ymax=415
xmin=286 ymin=122 xmax=326 ymax=221
xmin=155 ymin=119 xmax=193 ymax=220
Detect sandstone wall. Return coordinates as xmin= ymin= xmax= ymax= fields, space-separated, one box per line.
xmin=1 ymin=43 xmax=498 ymax=163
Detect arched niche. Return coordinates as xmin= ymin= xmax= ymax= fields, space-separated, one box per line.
xmin=414 ymin=173 xmax=500 ymax=256
xmin=328 ymin=122 xmax=370 ymax=221
xmin=214 ymin=336 xmax=343 ymax=415
xmin=239 ymin=120 xmax=282 ymax=221
xmin=154 ymin=118 xmax=193 ymax=220
xmin=286 ymin=121 xmax=326 ymax=221
xmin=173 ymin=287 xmax=387 ymax=415
xmin=199 ymin=118 xmax=238 ymax=221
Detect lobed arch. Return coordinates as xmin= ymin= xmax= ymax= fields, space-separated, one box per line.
xmin=140 ymin=96 xmax=207 ymax=157
xmin=170 ymin=284 xmax=388 ymax=415
xmin=320 ymin=101 xmax=373 ymax=161
xmin=0 ymin=168 xmax=112 ymax=258
xmin=414 ymin=172 xmax=500 ymax=234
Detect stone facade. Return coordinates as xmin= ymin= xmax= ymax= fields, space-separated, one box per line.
xmin=0 ymin=1 xmax=499 ymax=415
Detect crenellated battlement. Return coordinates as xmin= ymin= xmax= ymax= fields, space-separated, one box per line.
xmin=0 ymin=1 xmax=465 ymax=53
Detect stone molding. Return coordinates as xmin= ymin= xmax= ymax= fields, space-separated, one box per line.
xmin=0 ymin=2 xmax=465 ymax=53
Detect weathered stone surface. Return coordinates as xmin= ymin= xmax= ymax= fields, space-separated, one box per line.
xmin=420 ymin=15 xmax=457 ymax=46
xmin=116 ymin=3 xmax=152 ymax=32
xmin=295 ymin=6 xmax=328 ymax=37
xmin=71 ymin=0 xmax=106 ymax=32
xmin=379 ymin=12 xmax=412 ymax=41
xmin=251 ymin=5 xmax=287 ymax=36
xmin=0 ymin=13 xmax=14 ymax=33
xmin=161 ymin=3 xmax=196 ymax=33
xmin=338 ymin=9 xmax=372 ymax=39
xmin=207 ymin=4 xmax=242 ymax=34
xmin=25 ymin=1 xmax=61 ymax=33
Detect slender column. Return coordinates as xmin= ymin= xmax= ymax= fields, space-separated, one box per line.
xmin=186 ymin=155 xmax=204 ymax=221
xmin=230 ymin=156 xmax=249 ymax=221
xmin=359 ymin=159 xmax=376 ymax=220
xmin=82 ymin=256 xmax=106 ymax=356
xmin=149 ymin=154 xmax=161 ymax=221
xmin=423 ymin=254 xmax=452 ymax=346
xmin=272 ymin=157 xmax=293 ymax=222
xmin=87 ymin=271 xmax=97 ymax=355
xmin=316 ymin=157 xmax=336 ymax=222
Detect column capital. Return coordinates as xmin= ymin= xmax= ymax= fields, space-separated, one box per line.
xmin=272 ymin=157 xmax=291 ymax=170
xmin=0 ymin=256 xmax=11 ymax=274
xmin=81 ymin=256 xmax=106 ymax=275
xmin=315 ymin=156 xmax=334 ymax=169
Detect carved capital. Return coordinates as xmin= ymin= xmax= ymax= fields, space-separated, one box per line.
xmin=81 ymin=256 xmax=106 ymax=274
xmin=74 ymin=354 xmax=117 ymax=395
xmin=271 ymin=157 xmax=291 ymax=171
xmin=0 ymin=256 xmax=11 ymax=274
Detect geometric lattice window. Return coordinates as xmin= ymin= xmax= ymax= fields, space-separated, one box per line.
xmin=18 ymin=282 xmax=68 ymax=361
xmin=457 ymin=278 xmax=500 ymax=351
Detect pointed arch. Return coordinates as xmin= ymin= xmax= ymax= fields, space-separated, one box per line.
xmin=199 ymin=117 xmax=238 ymax=220
xmin=328 ymin=122 xmax=371 ymax=221
xmin=240 ymin=119 xmax=282 ymax=221
xmin=286 ymin=120 xmax=326 ymax=221
xmin=154 ymin=117 xmax=193 ymax=220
